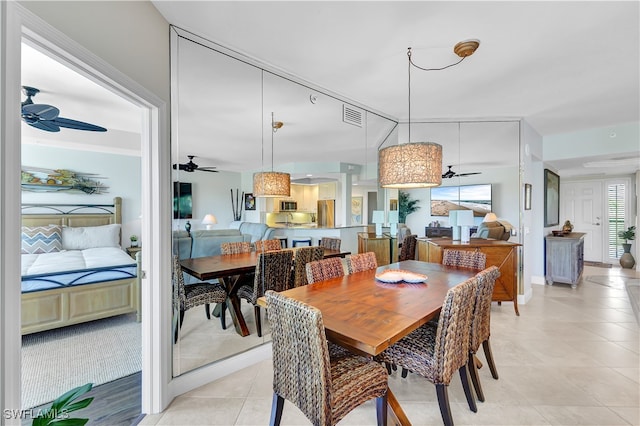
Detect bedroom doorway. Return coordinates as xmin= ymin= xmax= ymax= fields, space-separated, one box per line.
xmin=20 ymin=39 xmax=144 ymax=414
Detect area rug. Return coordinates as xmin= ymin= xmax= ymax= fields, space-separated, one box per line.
xmin=584 ymin=261 xmax=613 ymax=268
xmin=21 ymin=313 xmax=141 ymax=409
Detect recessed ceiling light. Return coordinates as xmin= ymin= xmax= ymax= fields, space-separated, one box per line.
xmin=583 ymin=157 xmax=640 ymax=168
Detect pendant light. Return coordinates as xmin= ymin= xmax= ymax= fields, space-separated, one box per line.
xmin=253 ymin=112 xmax=291 ymax=197
xmin=379 ymin=39 xmax=480 ymax=188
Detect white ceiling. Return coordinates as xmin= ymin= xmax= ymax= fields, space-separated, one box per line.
xmin=20 ymin=1 xmax=640 ymax=178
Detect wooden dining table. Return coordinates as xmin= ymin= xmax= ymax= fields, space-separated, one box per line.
xmin=179 ymin=248 xmax=350 ymax=337
xmin=256 ymin=259 xmax=476 ymax=426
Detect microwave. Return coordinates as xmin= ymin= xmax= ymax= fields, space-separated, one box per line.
xmin=280 ymin=200 xmax=297 ymax=211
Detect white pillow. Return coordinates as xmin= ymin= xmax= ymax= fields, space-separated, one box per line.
xmin=62 ymin=224 xmax=121 ymax=250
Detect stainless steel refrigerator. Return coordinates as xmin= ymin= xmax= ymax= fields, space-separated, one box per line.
xmin=317 ymin=200 xmax=335 ymax=228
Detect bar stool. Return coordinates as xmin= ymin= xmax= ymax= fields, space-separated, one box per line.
xmin=275 ymin=236 xmax=288 ymax=248
xmin=291 ymin=237 xmax=312 ymax=247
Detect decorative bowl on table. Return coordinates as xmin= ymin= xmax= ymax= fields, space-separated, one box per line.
xmin=375 ymin=269 xmax=428 ymax=283
xmin=551 ymin=230 xmax=565 ymax=236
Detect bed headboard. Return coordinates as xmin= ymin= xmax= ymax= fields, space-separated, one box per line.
xmin=21 ymin=197 xmax=123 ymax=242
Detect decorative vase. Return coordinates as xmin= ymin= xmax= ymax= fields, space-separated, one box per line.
xmin=130 ymin=240 xmax=138 ymax=248
xmin=185 ymin=220 xmax=192 ymax=233
xmin=620 ymin=243 xmax=635 ymax=269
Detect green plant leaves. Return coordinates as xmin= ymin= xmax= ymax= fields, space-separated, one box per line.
xmin=32 ymin=383 xmax=93 ymax=426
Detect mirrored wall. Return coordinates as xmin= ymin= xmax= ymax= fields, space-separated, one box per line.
xmin=170 ymin=27 xmax=397 ymax=376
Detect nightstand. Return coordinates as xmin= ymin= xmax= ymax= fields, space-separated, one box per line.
xmin=126 ymin=246 xmax=141 ymax=259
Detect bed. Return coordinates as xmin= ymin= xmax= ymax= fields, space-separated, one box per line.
xmin=20 ymin=197 xmax=140 ymax=335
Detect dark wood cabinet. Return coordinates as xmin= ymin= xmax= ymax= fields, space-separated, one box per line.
xmin=417 ymin=237 xmax=521 ymax=315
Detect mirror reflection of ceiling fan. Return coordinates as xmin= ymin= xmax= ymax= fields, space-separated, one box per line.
xmin=20 ymin=86 xmax=107 ymax=132
xmin=173 ymin=155 xmax=219 ymax=173
xmin=442 ymin=165 xmax=481 ymax=179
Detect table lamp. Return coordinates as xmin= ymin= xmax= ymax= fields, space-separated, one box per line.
xmin=483 ymin=212 xmax=498 ymax=222
xmin=202 ymin=214 xmax=217 ymax=230
xmin=388 ymin=210 xmax=399 ymax=237
xmin=449 ymin=210 xmax=461 ymax=241
xmin=372 ymin=210 xmax=385 ymax=236
xmin=457 ymin=210 xmax=475 ymax=243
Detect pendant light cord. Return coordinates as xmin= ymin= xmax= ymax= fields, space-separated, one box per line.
xmin=271 ymin=112 xmax=275 ymax=172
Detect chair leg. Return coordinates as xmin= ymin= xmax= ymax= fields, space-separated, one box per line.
xmin=459 ymin=364 xmax=477 ymax=413
xmin=482 ymin=339 xmax=499 ymax=379
xmin=467 ymin=353 xmax=485 ymax=402
xmin=435 ymin=384 xmax=454 ymax=426
xmin=174 ymin=309 xmax=185 ymax=344
xmin=385 ymin=362 xmax=392 ymax=375
xmin=401 ymin=368 xmax=409 ymax=378
xmin=219 ymin=302 xmax=227 ymax=330
xmin=376 ymin=392 xmax=388 ymax=426
xmin=205 ymin=303 xmax=211 ymax=320
xmin=255 ymin=305 xmax=262 ymax=337
xmin=269 ymin=393 xmax=284 ymax=426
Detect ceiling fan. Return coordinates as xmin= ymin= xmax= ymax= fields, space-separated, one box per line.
xmin=173 ymin=155 xmax=219 ymax=173
xmin=442 ymin=165 xmax=481 ymax=179
xmin=20 ymin=86 xmax=107 ymax=132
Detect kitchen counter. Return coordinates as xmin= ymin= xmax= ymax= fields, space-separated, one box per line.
xmin=268 ymin=225 xmax=367 ymax=254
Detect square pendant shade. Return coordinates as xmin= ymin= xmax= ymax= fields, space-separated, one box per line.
xmin=379 ymin=142 xmax=443 ymax=188
xmin=253 ymin=171 xmax=291 ymax=197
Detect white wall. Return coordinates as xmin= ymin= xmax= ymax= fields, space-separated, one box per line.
xmin=544 ymin=121 xmax=639 ymax=160
xmin=22 ymin=144 xmax=142 ymax=244
xmin=173 ymin=170 xmax=242 ymax=231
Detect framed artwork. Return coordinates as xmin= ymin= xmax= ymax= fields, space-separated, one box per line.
xmin=544 ymin=169 xmax=559 ymax=226
xmin=389 ymin=199 xmax=398 ymax=211
xmin=244 ymin=193 xmax=256 ymax=211
xmin=351 ymin=196 xmax=363 ymax=225
xmin=524 ymin=183 xmax=532 ymax=210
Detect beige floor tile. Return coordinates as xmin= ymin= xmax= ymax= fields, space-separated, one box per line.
xmin=560 ymin=367 xmax=640 ymax=407
xmin=612 ymin=367 xmax=640 ymax=384
xmin=534 ymin=405 xmax=630 ymax=425
xmin=607 ymin=406 xmax=640 ymax=426
xmin=137 ymin=412 xmax=162 ymax=425
xmin=156 ymin=396 xmax=245 ymax=425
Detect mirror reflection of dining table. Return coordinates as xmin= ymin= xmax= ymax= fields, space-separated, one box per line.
xmin=179 ymin=248 xmax=350 ymax=337
xmin=257 ymin=259 xmax=476 ymax=426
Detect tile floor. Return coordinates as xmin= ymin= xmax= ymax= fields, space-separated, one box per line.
xmin=143 ymin=265 xmax=640 ymax=425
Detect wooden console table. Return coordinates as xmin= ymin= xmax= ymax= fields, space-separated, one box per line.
xmin=417 ymin=237 xmax=521 ymax=315
xmin=357 ymin=232 xmax=397 ymax=266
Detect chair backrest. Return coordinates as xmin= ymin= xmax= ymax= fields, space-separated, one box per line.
xmin=432 ymin=276 xmax=476 ymax=385
xmin=470 ymin=266 xmax=500 ymax=351
xmin=346 ymin=252 xmax=378 ymax=274
xmin=319 ymin=237 xmax=341 ymax=251
xmin=248 ymin=250 xmax=294 ymax=303
xmin=171 ymin=255 xmax=186 ymax=309
xmin=220 ymin=241 xmax=251 ymax=255
xmin=254 ymin=239 xmax=282 ymax=252
xmin=398 ymin=234 xmax=417 ymax=261
xmin=442 ymin=249 xmax=487 ymax=270
xmin=306 ymin=257 xmax=346 ymax=284
xmin=265 ymin=290 xmax=332 ymax=425
xmin=292 ymin=246 xmax=325 ymax=287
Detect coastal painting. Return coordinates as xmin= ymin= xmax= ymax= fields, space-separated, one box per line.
xmin=430 ymin=184 xmax=492 ymax=217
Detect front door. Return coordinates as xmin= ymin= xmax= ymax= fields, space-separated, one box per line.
xmin=560 ymin=181 xmax=603 ymax=262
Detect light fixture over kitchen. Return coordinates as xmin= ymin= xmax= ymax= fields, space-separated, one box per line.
xmin=253 ymin=112 xmax=291 ymax=197
xmin=379 ymin=39 xmax=480 ymax=188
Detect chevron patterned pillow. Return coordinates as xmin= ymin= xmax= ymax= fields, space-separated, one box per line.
xmin=21 ymin=225 xmax=62 ymax=254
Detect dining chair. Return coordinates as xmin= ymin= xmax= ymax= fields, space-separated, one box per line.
xmin=467 ymin=266 xmax=501 ymax=402
xmin=346 ymin=251 xmax=378 ymax=274
xmin=291 ymin=246 xmax=324 ymax=287
xmin=319 ymin=237 xmax=341 ymax=251
xmin=265 ymin=290 xmax=388 ymax=426
xmin=398 ymin=234 xmax=417 ymax=261
xmin=305 ymin=257 xmax=346 ymax=284
xmin=236 ymin=249 xmax=294 ymax=337
xmin=172 ymin=255 xmax=228 ymax=343
xmin=442 ymin=249 xmax=487 ymax=270
xmin=220 ymin=241 xmax=251 ymax=255
xmin=376 ymin=277 xmax=478 ymax=426
xmin=254 ymin=239 xmax=283 ymax=252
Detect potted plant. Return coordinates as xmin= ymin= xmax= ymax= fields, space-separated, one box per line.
xmin=129 ymin=235 xmax=139 ymax=248
xmin=398 ymin=190 xmax=421 ymax=224
xmin=618 ymin=225 xmax=636 ymax=269
xmin=32 ymin=383 xmax=93 ymax=426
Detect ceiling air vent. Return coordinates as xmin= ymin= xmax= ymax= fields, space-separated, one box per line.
xmin=343 ymin=104 xmax=363 ymax=127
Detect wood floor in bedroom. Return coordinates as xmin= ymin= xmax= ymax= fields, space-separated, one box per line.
xmin=22 ymin=372 xmax=141 ymax=426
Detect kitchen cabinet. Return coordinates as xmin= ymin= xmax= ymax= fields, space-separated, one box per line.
xmin=417 ymin=237 xmax=521 ymax=315
xmin=318 ymin=182 xmax=336 ymax=199
xmin=291 ymin=184 xmax=318 ymax=211
xmin=545 ymin=232 xmax=585 ymax=288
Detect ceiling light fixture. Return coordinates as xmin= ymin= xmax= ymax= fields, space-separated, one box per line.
xmin=253 ymin=112 xmax=291 ymax=197
xmin=379 ymin=39 xmax=480 ymax=188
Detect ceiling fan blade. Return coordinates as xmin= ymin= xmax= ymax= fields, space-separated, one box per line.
xmin=456 ymin=172 xmax=482 ymax=177
xmin=51 ymin=117 xmax=107 ymax=132
xmin=197 ymin=168 xmax=219 ymax=173
xmin=27 ymin=120 xmax=61 ymax=132
xmin=21 ymin=104 xmax=60 ymax=121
